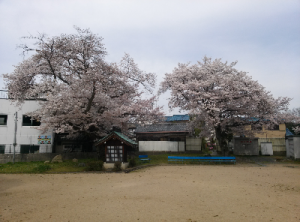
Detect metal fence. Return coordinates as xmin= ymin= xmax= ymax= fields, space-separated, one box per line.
xmin=0 ymin=144 xmax=49 ymax=154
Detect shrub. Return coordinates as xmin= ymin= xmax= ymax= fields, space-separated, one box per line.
xmin=32 ymin=164 xmax=51 ymax=173
xmin=86 ymin=161 xmax=103 ymax=171
xmin=113 ymin=162 xmax=122 ymax=171
xmin=128 ymin=158 xmax=136 ymax=168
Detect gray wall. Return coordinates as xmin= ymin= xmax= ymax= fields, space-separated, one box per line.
xmin=286 ymin=136 xmax=300 ymax=159
xmin=295 ymin=137 xmax=300 ymax=159
xmin=0 ymin=152 xmax=97 ymax=164
xmin=233 ymin=138 xmax=259 ymax=155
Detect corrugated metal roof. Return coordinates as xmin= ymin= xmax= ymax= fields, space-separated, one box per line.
xmin=136 ymin=123 xmax=188 ymax=133
xmin=165 ymin=114 xmax=189 ymax=122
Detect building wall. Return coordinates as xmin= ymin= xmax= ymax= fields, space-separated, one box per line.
xmin=254 ymin=123 xmax=286 ymax=138
xmin=233 ymin=138 xmax=259 ymax=155
xmin=139 ymin=141 xmax=185 ymax=152
xmin=258 ymin=138 xmax=286 ymax=152
xmin=0 ymin=99 xmax=54 ymax=154
xmin=233 ymin=123 xmax=287 ymax=155
xmin=186 ymin=137 xmax=201 ymax=151
xmin=286 ymin=136 xmax=300 ymax=159
xmin=293 ymin=137 xmax=300 ymax=159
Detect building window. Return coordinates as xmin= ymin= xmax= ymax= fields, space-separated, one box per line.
xmin=106 ymin=146 xmax=123 ymax=162
xmin=20 ymin=145 xmax=40 ymax=154
xmin=0 ymin=145 xmax=5 ymax=154
xmin=0 ymin=115 xmax=7 ymax=125
xmin=22 ymin=115 xmax=41 ymax=126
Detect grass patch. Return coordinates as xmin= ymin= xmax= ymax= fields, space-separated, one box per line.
xmin=85 ymin=160 xmax=104 ymax=171
xmin=0 ymin=161 xmax=51 ymax=174
xmin=0 ymin=159 xmax=99 ymax=174
xmin=113 ymin=162 xmax=122 ymax=172
xmin=0 ymin=154 xmax=208 ymax=173
xmin=32 ymin=164 xmax=51 ymax=173
xmin=1 ymin=154 xmax=294 ymax=173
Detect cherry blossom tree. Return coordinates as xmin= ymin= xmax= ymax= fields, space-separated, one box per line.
xmin=4 ymin=27 xmax=163 ymax=140
xmin=159 ymin=56 xmax=298 ymax=154
xmin=286 ymin=107 xmax=300 ymax=135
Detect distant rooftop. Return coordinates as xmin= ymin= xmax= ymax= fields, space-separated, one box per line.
xmin=136 ymin=123 xmax=188 ymax=133
xmin=165 ymin=114 xmax=189 ymax=122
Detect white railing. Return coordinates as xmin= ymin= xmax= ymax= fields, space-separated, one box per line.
xmin=0 ymin=90 xmax=46 ymax=100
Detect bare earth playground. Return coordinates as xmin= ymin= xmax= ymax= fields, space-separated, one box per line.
xmin=1 ymin=163 xmax=300 ymax=222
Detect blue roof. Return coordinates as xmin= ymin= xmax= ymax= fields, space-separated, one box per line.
xmin=286 ymin=128 xmax=294 ymax=136
xmin=165 ymin=114 xmax=189 ymax=122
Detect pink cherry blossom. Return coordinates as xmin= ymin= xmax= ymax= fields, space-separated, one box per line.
xmin=159 ymin=56 xmax=300 ymax=153
xmin=4 ymin=27 xmax=164 ymax=139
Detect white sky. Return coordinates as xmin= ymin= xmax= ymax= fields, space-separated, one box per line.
xmin=0 ymin=0 xmax=299 ymax=115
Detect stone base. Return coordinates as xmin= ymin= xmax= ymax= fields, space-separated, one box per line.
xmin=104 ymin=162 xmax=129 ymax=170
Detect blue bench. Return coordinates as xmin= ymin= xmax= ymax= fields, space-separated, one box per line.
xmin=139 ymin=155 xmax=151 ymax=163
xmin=168 ymin=156 xmax=236 ymax=164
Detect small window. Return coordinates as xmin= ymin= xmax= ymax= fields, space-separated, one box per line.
xmin=0 ymin=145 xmax=5 ymax=154
xmin=0 ymin=115 xmax=7 ymax=125
xmin=22 ymin=115 xmax=41 ymax=126
xmin=20 ymin=145 xmax=40 ymax=154
xmin=106 ymin=146 xmax=123 ymax=162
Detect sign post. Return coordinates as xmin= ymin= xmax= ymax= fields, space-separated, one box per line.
xmin=13 ymin=112 xmax=17 ymax=164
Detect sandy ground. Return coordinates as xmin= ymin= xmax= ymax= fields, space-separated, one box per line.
xmin=0 ymin=164 xmax=300 ymax=222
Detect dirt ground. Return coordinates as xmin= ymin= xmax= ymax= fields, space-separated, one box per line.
xmin=0 ymin=163 xmax=300 ymax=222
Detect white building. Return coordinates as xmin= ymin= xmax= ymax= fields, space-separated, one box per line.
xmin=0 ymin=95 xmax=54 ymax=154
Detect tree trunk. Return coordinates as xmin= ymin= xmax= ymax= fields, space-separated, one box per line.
xmin=215 ymin=126 xmax=228 ymax=156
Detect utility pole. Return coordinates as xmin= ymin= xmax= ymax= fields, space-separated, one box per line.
xmin=13 ymin=112 xmax=17 ymax=164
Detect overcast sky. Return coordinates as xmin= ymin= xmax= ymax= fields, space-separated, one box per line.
xmin=0 ymin=0 xmax=299 ymax=114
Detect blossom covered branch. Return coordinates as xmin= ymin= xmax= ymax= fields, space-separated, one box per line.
xmin=4 ymin=27 xmax=163 ymax=138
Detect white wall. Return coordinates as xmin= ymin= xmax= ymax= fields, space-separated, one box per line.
xmin=295 ymin=137 xmax=300 ymax=159
xmin=286 ymin=136 xmax=300 ymax=159
xmin=0 ymin=99 xmax=54 ymax=153
xmin=139 ymin=141 xmax=185 ymax=152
